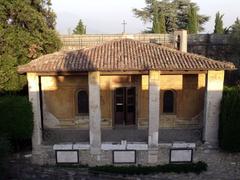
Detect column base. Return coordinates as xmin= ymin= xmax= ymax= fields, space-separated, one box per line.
xmin=148 ymin=149 xmax=158 ymax=164
xmin=90 ymin=147 xmax=101 ymax=155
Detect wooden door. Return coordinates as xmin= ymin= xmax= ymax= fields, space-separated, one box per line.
xmin=115 ymin=87 xmax=125 ymax=125
xmin=125 ymin=87 xmax=136 ymax=125
xmin=114 ymin=87 xmax=136 ymax=126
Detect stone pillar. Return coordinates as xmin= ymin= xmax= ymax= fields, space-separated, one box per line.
xmin=203 ymin=70 xmax=225 ymax=147
xmin=148 ymin=70 xmax=160 ymax=163
xmin=174 ymin=30 xmax=188 ymax=53
xmin=27 ymin=73 xmax=42 ymax=147
xmin=88 ymin=71 xmax=101 ymax=155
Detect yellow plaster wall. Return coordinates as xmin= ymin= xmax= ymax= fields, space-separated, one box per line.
xmin=41 ymin=73 xmax=206 ymax=129
xmin=138 ymin=74 xmax=206 ymax=128
xmin=42 ymin=75 xmax=88 ymax=127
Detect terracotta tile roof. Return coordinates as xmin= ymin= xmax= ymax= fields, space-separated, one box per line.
xmin=18 ymin=38 xmax=236 ymax=73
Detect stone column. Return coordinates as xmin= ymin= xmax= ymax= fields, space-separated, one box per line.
xmin=203 ymin=70 xmax=225 ymax=147
xmin=88 ymin=71 xmax=102 ymax=155
xmin=148 ymin=70 xmax=160 ymax=163
xmin=27 ymin=73 xmax=42 ymax=147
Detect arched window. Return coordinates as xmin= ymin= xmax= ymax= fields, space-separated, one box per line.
xmin=77 ymin=90 xmax=89 ymax=114
xmin=163 ymin=90 xmax=175 ymax=113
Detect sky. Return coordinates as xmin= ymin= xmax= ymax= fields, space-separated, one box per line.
xmin=51 ymin=0 xmax=240 ymax=35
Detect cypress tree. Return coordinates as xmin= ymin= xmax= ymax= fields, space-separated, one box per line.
xmin=229 ymin=18 xmax=240 ymax=56
xmin=152 ymin=0 xmax=166 ymax=34
xmin=73 ymin=19 xmax=86 ymax=35
xmin=159 ymin=13 xmax=166 ymax=33
xmin=214 ymin=12 xmax=224 ymax=34
xmin=187 ymin=4 xmax=198 ymax=34
xmin=152 ymin=0 xmax=160 ymax=33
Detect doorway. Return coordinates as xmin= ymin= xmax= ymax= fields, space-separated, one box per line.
xmin=114 ymin=87 xmax=136 ymax=126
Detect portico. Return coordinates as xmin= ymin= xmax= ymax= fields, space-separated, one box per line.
xmin=18 ymin=33 xmax=235 ymax=165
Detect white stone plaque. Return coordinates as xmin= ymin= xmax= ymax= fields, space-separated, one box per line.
xmin=170 ymin=149 xmax=193 ymax=163
xmin=56 ymin=150 xmax=79 ymax=164
xmin=113 ymin=150 xmax=136 ymax=164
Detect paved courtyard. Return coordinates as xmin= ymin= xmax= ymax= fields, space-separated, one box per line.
xmin=43 ymin=128 xmax=201 ymax=144
xmin=6 ymin=150 xmax=240 ymax=180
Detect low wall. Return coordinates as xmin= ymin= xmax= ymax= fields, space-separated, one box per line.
xmin=60 ymin=34 xmax=175 ymax=50
xmin=32 ymin=142 xmax=201 ymax=166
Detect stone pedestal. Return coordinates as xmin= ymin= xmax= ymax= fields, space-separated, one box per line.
xmin=203 ymin=70 xmax=224 ymax=147
xmin=88 ymin=71 xmax=102 ymax=155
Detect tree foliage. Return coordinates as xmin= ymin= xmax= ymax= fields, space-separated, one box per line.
xmin=133 ymin=0 xmax=209 ymax=33
xmin=152 ymin=0 xmax=167 ymax=33
xmin=214 ymin=12 xmax=224 ymax=34
xmin=152 ymin=0 xmax=160 ymax=33
xmin=73 ymin=19 xmax=86 ymax=35
xmin=159 ymin=13 xmax=166 ymax=33
xmin=0 ymin=0 xmax=61 ymax=92
xmin=187 ymin=4 xmax=198 ymax=34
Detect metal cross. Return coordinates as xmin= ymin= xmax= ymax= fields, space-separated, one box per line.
xmin=122 ymin=20 xmax=127 ymax=34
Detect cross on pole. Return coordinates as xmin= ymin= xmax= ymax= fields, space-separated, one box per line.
xmin=122 ymin=20 xmax=127 ymax=34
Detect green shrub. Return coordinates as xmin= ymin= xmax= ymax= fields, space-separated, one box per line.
xmin=0 ymin=96 xmax=33 ymax=150
xmin=0 ymin=136 xmax=11 ymax=161
xmin=90 ymin=161 xmax=207 ymax=175
xmin=0 ymin=136 xmax=11 ymax=179
xmin=219 ymin=86 xmax=240 ymax=152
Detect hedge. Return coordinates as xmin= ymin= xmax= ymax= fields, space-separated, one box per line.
xmin=219 ymin=86 xmax=240 ymax=152
xmin=0 ymin=95 xmax=33 ymax=150
xmin=90 ymin=161 xmax=208 ymax=175
xmin=0 ymin=136 xmax=11 ymax=179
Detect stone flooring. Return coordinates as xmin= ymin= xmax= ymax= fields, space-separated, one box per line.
xmin=43 ymin=128 xmax=201 ymax=144
xmin=5 ymin=150 xmax=240 ymax=180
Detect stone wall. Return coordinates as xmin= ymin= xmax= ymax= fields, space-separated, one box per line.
xmin=60 ymin=34 xmax=174 ymax=50
xmin=60 ymin=34 xmax=232 ymax=61
xmin=188 ymin=34 xmax=231 ymax=60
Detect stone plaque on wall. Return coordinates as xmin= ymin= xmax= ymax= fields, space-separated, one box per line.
xmin=170 ymin=148 xmax=193 ymax=163
xmin=56 ymin=150 xmax=79 ymax=164
xmin=113 ymin=150 xmax=136 ymax=164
